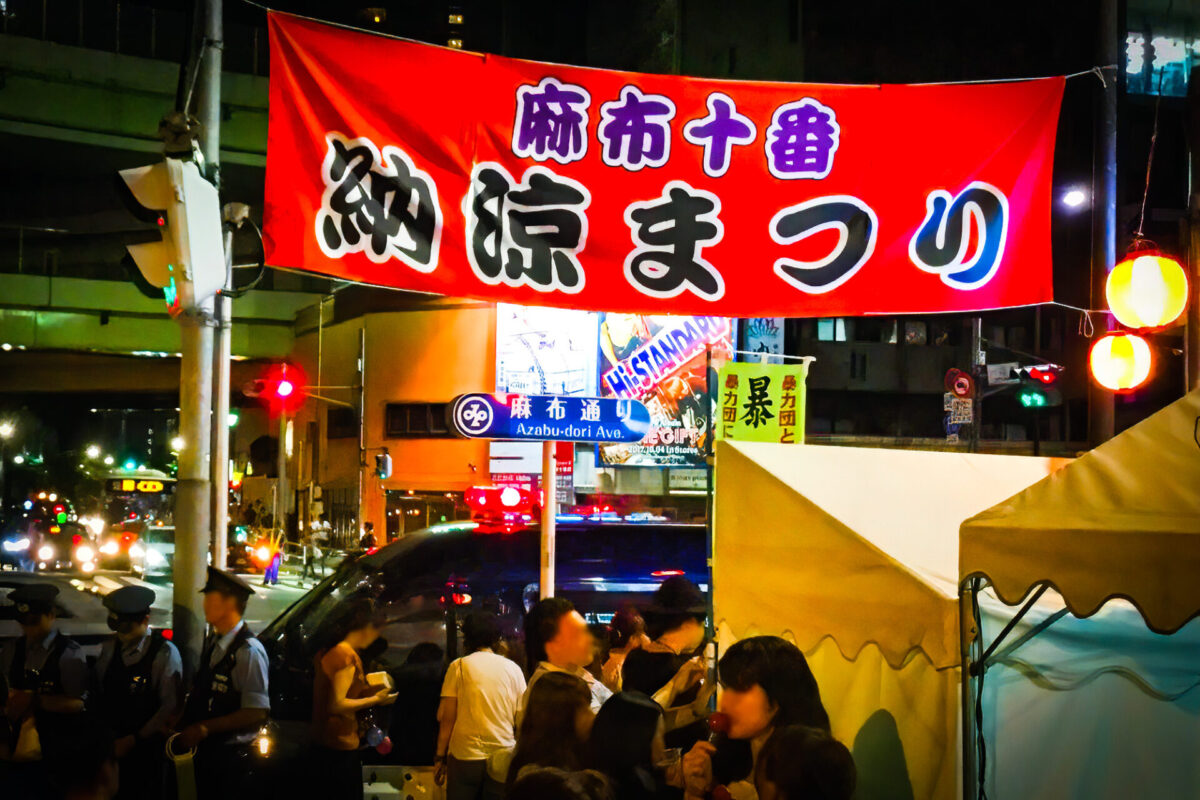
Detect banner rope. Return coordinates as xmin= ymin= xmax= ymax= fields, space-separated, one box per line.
xmin=240 ymin=1 xmax=1114 ymax=87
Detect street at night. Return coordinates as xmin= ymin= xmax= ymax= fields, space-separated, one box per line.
xmin=2 ymin=1 xmax=1200 ymax=799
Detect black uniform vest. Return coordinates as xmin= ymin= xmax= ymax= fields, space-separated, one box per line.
xmin=100 ymin=632 xmax=169 ymax=737
xmin=182 ymin=624 xmax=254 ymax=741
xmin=9 ymin=632 xmax=81 ymax=755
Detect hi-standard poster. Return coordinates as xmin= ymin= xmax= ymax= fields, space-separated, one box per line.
xmin=495 ymin=304 xmax=598 ymax=395
xmin=597 ymin=314 xmax=732 ymax=467
xmin=265 ymin=12 xmax=1062 ymax=317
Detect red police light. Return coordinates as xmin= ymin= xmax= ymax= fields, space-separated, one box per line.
xmin=277 ymin=379 xmax=294 ymax=398
xmin=652 ymin=569 xmax=685 ymax=577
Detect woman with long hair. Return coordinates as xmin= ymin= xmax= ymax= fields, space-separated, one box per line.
xmin=506 ymin=671 xmax=594 ymax=789
xmin=600 ymin=605 xmax=649 ymax=693
xmin=310 ymin=598 xmax=397 ymax=799
xmin=681 ymin=636 xmax=831 ymax=800
xmin=588 ymin=692 xmax=668 ymax=800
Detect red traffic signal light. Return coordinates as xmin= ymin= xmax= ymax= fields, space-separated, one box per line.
xmin=245 ymin=362 xmax=306 ymax=415
xmin=1028 ymin=367 xmax=1058 ymax=385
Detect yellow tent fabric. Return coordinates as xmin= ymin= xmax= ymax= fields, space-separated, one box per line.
xmin=961 ymin=388 xmax=1200 ymax=634
xmin=714 ymin=440 xmax=1063 ymax=800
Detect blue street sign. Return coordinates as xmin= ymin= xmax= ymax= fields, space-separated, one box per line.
xmin=451 ymin=393 xmax=651 ymax=443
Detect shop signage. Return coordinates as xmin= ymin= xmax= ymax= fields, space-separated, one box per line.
xmin=452 ymin=393 xmax=651 ymax=442
xmin=717 ymin=361 xmax=813 ymax=444
xmin=265 ymin=12 xmax=1061 ymax=317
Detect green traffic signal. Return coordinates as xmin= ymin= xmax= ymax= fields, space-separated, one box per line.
xmin=1018 ymin=390 xmax=1047 ymax=408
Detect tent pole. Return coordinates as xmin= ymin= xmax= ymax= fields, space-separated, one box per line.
xmin=959 ymin=579 xmax=979 ymax=800
xmin=970 ymin=584 xmax=1049 ymax=676
xmin=704 ymin=346 xmax=715 ymax=638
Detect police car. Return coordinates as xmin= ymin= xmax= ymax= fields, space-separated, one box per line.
xmin=257 ymin=491 xmax=706 ymax=772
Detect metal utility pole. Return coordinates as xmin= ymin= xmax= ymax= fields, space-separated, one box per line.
xmin=1187 ymin=67 xmax=1200 ymax=392
xmin=211 ymin=222 xmax=231 ymax=571
xmin=1089 ymin=0 xmax=1118 ymax=445
xmin=174 ymin=0 xmax=222 ymax=675
xmin=539 ymin=441 xmax=556 ymax=599
xmin=275 ymin=414 xmax=288 ymax=538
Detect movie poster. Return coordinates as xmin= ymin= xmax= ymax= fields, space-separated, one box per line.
xmin=597 ymin=314 xmax=733 ymax=467
xmin=495 ymin=304 xmax=598 ymax=395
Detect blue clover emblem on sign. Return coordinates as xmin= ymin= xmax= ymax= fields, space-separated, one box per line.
xmin=454 ymin=395 xmax=495 ymax=436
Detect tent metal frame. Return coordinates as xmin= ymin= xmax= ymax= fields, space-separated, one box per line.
xmin=959 ymin=578 xmax=1070 ymax=800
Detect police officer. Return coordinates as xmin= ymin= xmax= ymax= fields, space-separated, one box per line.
xmin=0 ymin=583 xmax=88 ymax=796
xmin=93 ymin=585 xmax=182 ymax=800
xmin=175 ymin=567 xmax=270 ymax=800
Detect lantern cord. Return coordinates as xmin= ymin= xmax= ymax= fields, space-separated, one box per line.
xmin=1135 ymin=0 xmax=1174 ymax=242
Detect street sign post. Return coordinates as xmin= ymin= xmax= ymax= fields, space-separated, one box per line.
xmin=451 ymin=393 xmax=651 ymax=599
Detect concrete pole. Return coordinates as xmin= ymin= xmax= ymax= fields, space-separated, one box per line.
xmin=1088 ymin=0 xmax=1118 ymax=445
xmin=539 ymin=441 xmax=556 ymax=599
xmin=276 ymin=414 xmax=288 ymax=540
xmin=173 ymin=0 xmax=222 ymax=678
xmin=174 ymin=304 xmax=214 ymax=678
xmin=1187 ymin=67 xmax=1200 ymax=393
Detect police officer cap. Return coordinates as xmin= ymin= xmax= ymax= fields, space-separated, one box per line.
xmin=199 ymin=566 xmax=255 ymax=600
xmin=102 ymin=585 xmax=156 ymax=618
xmin=9 ymin=583 xmax=59 ymax=615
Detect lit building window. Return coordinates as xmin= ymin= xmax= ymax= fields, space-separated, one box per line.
xmin=447 ymin=38 xmax=464 ymax=49
xmin=816 ymin=318 xmax=848 ymax=342
xmin=449 ymin=13 xmax=464 ymax=24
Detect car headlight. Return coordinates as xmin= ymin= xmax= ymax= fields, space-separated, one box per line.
xmin=99 ymin=540 xmax=119 ymax=556
xmin=75 ymin=545 xmax=95 ymax=562
xmin=255 ymin=546 xmax=271 ymax=563
xmin=146 ymin=548 xmax=166 ymax=565
xmin=129 ymin=543 xmax=145 ymax=559
xmin=37 ymin=545 xmax=55 ymax=561
xmin=3 ymin=537 xmax=30 ymax=552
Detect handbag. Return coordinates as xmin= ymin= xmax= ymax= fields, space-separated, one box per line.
xmin=12 ymin=715 xmax=42 ymax=762
xmin=456 ymin=657 xmax=516 ymax=782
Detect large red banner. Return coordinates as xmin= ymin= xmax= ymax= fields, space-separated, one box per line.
xmin=264 ymin=12 xmax=1062 ymax=317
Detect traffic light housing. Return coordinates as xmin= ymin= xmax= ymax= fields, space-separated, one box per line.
xmin=375 ymin=452 xmax=392 ymax=480
xmin=244 ymin=362 xmax=307 ymax=416
xmin=1013 ymin=364 xmax=1063 ymax=408
xmin=117 ymin=158 xmax=225 ymax=316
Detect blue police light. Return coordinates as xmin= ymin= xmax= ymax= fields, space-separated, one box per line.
xmin=23 ymin=500 xmax=33 ymax=510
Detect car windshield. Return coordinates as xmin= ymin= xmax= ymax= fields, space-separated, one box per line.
xmin=143 ymin=526 xmax=175 ymax=545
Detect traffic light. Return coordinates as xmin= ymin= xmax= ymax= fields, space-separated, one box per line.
xmin=1013 ymin=364 xmax=1063 ymax=408
xmin=375 ymin=452 xmax=392 ymax=480
xmin=244 ymin=362 xmax=307 ymax=416
xmin=117 ymin=158 xmax=225 ymax=316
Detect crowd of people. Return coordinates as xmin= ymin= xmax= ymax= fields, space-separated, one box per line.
xmin=424 ymin=576 xmax=857 ymax=800
xmin=1 ymin=571 xmax=856 ymax=800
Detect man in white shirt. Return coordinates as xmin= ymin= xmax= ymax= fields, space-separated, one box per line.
xmin=518 ymin=597 xmax=611 ymax=721
xmin=435 ymin=612 xmax=526 ymax=800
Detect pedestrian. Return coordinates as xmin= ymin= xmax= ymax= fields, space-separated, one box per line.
xmin=389 ymin=642 xmax=444 ymax=766
xmin=521 ymin=597 xmax=612 ymax=718
xmin=311 ymin=598 xmax=398 ymax=800
xmin=434 ymin=612 xmax=526 ymax=799
xmin=92 ymin=585 xmax=183 ymax=800
xmin=754 ymin=725 xmax=856 ymax=800
xmin=314 ymin=513 xmax=332 ymax=575
xmin=359 ymin=522 xmax=377 ymax=551
xmin=588 ymin=691 xmax=669 ymax=800
xmin=600 ymin=605 xmax=648 ymax=693
xmin=680 ymin=636 xmax=830 ymax=800
xmin=506 ymin=672 xmax=594 ymax=790
xmin=299 ymin=526 xmax=317 ymax=583
xmin=622 ymin=577 xmax=714 ymax=748
xmin=173 ymin=567 xmax=270 ymax=800
xmin=0 ymin=583 xmax=89 ymax=796
xmin=507 ymin=767 xmax=614 ymax=800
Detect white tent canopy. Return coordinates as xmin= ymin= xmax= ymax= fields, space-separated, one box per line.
xmin=961 ymin=388 xmax=1200 ymax=633
xmin=713 ymin=440 xmax=1063 ymax=799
